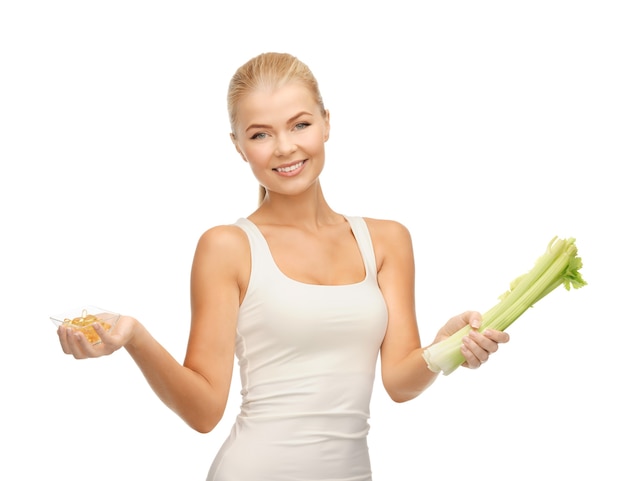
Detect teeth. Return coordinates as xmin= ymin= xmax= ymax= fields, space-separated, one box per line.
xmin=276 ymin=161 xmax=303 ymax=173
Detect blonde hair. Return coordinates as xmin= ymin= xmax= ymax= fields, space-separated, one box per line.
xmin=227 ymin=52 xmax=325 ymax=205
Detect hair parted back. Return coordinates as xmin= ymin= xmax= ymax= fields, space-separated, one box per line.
xmin=227 ymin=52 xmax=326 ymax=206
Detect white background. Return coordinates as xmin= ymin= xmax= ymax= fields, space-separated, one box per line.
xmin=1 ymin=1 xmax=624 ymax=480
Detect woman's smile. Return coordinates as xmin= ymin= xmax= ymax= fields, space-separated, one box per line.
xmin=273 ymin=160 xmax=306 ymax=176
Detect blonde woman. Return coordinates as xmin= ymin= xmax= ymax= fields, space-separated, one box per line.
xmin=58 ymin=52 xmax=510 ymax=481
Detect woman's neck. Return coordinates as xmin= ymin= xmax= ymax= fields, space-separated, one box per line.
xmin=250 ymin=184 xmax=342 ymax=230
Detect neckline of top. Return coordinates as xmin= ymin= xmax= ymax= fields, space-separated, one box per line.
xmin=238 ymin=216 xmax=370 ymax=287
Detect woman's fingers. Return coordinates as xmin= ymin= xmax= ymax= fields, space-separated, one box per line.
xmin=56 ymin=323 xmax=112 ymax=359
xmin=461 ymin=328 xmax=510 ymax=368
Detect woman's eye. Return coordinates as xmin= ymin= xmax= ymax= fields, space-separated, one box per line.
xmin=250 ymin=132 xmax=267 ymax=140
xmin=294 ymin=122 xmax=310 ymax=130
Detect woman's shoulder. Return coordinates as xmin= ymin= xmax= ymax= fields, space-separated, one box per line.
xmin=195 ymin=221 xmax=250 ymax=256
xmin=358 ymin=217 xmax=414 ymax=270
xmin=361 ymin=216 xmax=412 ymax=240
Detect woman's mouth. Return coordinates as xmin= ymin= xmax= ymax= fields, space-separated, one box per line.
xmin=274 ymin=160 xmax=305 ymax=174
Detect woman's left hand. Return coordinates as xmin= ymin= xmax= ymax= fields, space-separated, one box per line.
xmin=437 ymin=311 xmax=510 ymax=369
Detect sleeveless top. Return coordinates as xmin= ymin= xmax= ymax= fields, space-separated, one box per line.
xmin=206 ymin=216 xmax=389 ymax=481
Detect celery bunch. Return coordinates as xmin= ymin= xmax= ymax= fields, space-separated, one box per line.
xmin=422 ymin=236 xmax=587 ymax=376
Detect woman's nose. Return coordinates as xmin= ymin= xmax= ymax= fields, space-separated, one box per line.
xmin=274 ymin=133 xmax=296 ymax=156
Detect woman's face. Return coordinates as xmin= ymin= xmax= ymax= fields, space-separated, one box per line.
xmin=231 ymin=82 xmax=330 ymax=198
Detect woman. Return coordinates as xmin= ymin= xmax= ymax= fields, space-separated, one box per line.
xmin=57 ymin=52 xmax=510 ymax=480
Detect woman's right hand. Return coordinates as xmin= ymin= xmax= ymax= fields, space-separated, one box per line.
xmin=57 ymin=315 xmax=137 ymax=359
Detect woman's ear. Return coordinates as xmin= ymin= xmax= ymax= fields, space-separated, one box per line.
xmin=323 ymin=109 xmax=330 ymax=142
xmin=230 ymin=132 xmax=248 ymax=162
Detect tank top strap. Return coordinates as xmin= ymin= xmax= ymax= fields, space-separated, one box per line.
xmin=343 ymin=216 xmax=378 ymax=281
xmin=234 ymin=217 xmax=263 ymax=247
xmin=234 ymin=217 xmax=279 ymax=280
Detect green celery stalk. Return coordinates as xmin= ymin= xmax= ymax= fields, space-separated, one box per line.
xmin=422 ymin=236 xmax=587 ymax=376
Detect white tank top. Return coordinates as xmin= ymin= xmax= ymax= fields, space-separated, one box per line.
xmin=206 ymin=216 xmax=388 ymax=481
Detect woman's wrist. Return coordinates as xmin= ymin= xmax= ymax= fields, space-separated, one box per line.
xmin=120 ymin=315 xmax=144 ymax=351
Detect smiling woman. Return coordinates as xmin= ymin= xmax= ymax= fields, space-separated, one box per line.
xmin=55 ymin=52 xmax=510 ymax=481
